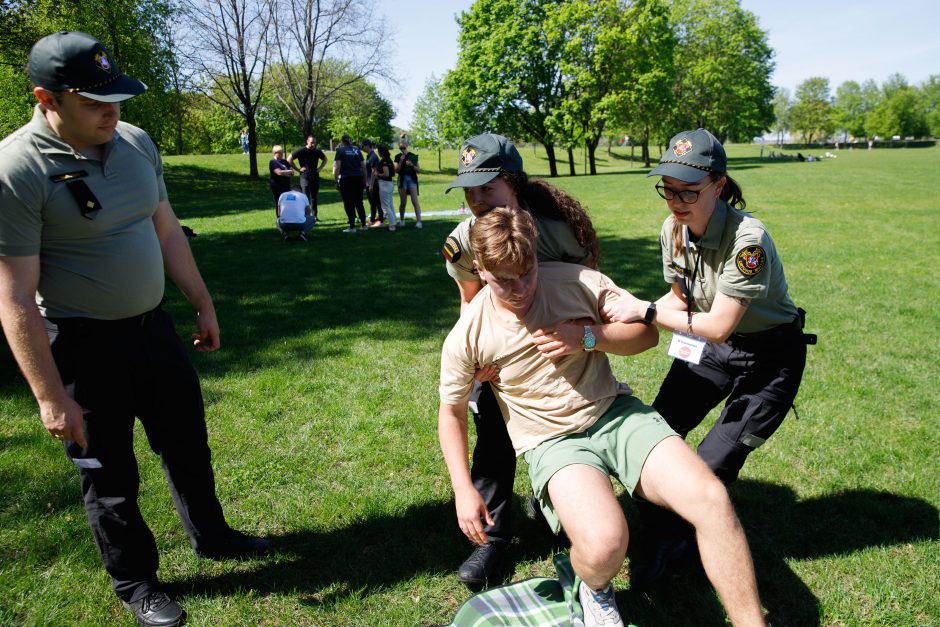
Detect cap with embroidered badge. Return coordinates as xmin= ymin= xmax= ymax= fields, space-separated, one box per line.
xmin=648 ymin=128 xmax=727 ymax=183
xmin=28 ymin=31 xmax=147 ymax=103
xmin=445 ymin=133 xmax=524 ymax=193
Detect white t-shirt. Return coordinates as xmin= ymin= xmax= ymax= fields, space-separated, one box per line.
xmin=278 ymin=191 xmax=309 ymax=223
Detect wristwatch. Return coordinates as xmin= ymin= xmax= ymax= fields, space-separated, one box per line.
xmin=642 ymin=302 xmax=657 ymax=326
xmin=581 ymin=326 xmax=596 ymax=352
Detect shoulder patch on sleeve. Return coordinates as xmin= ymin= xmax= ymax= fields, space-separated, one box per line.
xmin=442 ymin=236 xmax=462 ymax=263
xmin=735 ymin=245 xmax=766 ymax=277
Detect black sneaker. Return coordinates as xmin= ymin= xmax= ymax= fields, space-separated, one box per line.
xmin=630 ymin=536 xmax=691 ymax=588
xmin=457 ymin=541 xmax=505 ymax=587
xmin=122 ymin=590 xmax=186 ymax=627
xmin=196 ymin=529 xmax=273 ymax=560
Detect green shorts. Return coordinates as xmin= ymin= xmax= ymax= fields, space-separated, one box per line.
xmin=523 ymin=394 xmax=677 ymax=534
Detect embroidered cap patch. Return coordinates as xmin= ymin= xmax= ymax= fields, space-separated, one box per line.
xmin=95 ymin=51 xmax=112 ymax=73
xmin=460 ymin=147 xmax=476 ymax=166
xmin=735 ymin=245 xmax=766 ymax=276
xmin=674 ymin=138 xmax=693 ymax=157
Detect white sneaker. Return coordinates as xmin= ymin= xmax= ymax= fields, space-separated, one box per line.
xmin=415 ymin=221 xmax=423 ymax=229
xmin=579 ymin=581 xmax=624 ymax=627
xmin=342 ymin=227 xmax=356 ymax=233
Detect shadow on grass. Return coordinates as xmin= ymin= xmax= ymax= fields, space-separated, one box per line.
xmin=619 ymin=481 xmax=938 ymax=627
xmin=156 ymin=221 xmax=666 ymax=379
xmin=164 ymin=482 xmax=936 ymax=625
xmin=169 ymin=498 xmax=565 ymax=605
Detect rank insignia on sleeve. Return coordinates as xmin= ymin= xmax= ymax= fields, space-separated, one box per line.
xmin=442 ymin=236 xmax=462 ymax=263
xmin=736 ymin=245 xmax=766 ymax=276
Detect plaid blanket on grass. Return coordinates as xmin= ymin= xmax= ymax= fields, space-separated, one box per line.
xmin=449 ymin=553 xmax=585 ymax=627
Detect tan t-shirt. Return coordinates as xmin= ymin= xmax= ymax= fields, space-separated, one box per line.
xmin=439 ymin=262 xmax=631 ymax=455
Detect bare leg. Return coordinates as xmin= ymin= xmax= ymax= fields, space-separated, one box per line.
xmin=409 ymin=187 xmax=422 ymax=223
xmin=399 ymin=187 xmax=407 ymax=222
xmin=635 ymin=436 xmax=765 ymax=627
xmin=547 ymin=464 xmax=628 ymax=590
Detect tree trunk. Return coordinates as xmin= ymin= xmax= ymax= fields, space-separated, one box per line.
xmin=438 ymin=146 xmax=442 ymax=171
xmin=642 ymin=127 xmax=651 ymax=168
xmin=247 ymin=116 xmax=260 ymax=179
xmin=567 ymin=147 xmax=576 ymax=176
xmin=544 ymin=143 xmax=558 ymax=177
xmin=587 ymin=138 xmax=598 ymax=175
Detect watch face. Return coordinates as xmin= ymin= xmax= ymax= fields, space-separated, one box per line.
xmin=584 ymin=336 xmax=596 ymax=349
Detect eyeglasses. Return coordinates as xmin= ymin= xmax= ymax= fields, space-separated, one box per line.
xmin=655 ymin=180 xmax=715 ymax=204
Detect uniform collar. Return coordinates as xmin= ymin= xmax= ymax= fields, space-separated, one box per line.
xmin=30 ymin=103 xmax=122 ymax=159
xmin=699 ymin=200 xmax=728 ymax=249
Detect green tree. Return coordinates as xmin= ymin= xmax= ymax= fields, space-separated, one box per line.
xmin=667 ymin=0 xmax=775 ymax=142
xmin=603 ymin=0 xmax=676 ymax=168
xmin=268 ymin=0 xmax=390 ymax=140
xmin=326 ymin=78 xmax=394 ymax=147
xmin=181 ymin=0 xmax=272 ymax=178
xmin=0 ymin=0 xmax=177 ymax=142
xmin=789 ymin=77 xmax=833 ymax=144
xmin=411 ymin=75 xmax=457 ymax=170
xmin=448 ymin=0 xmax=566 ymax=176
xmin=771 ymin=87 xmax=792 ymax=146
xmin=832 ymin=81 xmax=867 ymax=142
xmin=866 ymin=86 xmax=929 ymax=139
xmin=921 ymin=75 xmax=940 ymax=137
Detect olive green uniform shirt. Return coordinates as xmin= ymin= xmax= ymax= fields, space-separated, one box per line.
xmin=443 ymin=208 xmax=591 ymax=283
xmin=0 ymin=106 xmax=168 ymax=319
xmin=659 ymin=201 xmax=798 ymax=334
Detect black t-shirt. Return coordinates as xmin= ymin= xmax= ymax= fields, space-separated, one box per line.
xmin=377 ymin=157 xmax=394 ymax=181
xmin=395 ymin=152 xmax=418 ymax=180
xmin=290 ymin=146 xmax=326 ymax=176
xmin=269 ymin=158 xmax=291 ymax=184
xmin=334 ymin=145 xmax=364 ymax=177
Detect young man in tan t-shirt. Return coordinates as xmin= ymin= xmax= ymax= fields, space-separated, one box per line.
xmin=438 ymin=207 xmax=768 ymax=627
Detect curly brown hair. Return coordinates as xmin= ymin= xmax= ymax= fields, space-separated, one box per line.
xmin=499 ymin=171 xmax=600 ymax=269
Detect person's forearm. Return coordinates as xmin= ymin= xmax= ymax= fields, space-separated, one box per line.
xmin=0 ymin=295 xmax=68 ymax=405
xmin=438 ymin=404 xmax=475 ymax=494
xmin=159 ymin=226 xmax=214 ymax=313
xmin=593 ymin=321 xmax=658 ymax=356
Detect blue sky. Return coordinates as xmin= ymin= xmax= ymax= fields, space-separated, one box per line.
xmin=378 ymin=0 xmax=940 ymax=128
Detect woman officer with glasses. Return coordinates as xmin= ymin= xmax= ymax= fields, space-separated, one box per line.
xmin=602 ymin=128 xmax=811 ymax=585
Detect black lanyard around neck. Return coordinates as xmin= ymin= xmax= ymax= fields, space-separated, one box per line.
xmin=681 ymin=225 xmax=703 ymax=331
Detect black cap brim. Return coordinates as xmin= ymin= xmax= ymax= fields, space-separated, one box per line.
xmin=77 ymin=75 xmax=147 ymax=103
xmin=647 ymin=161 xmax=711 ymax=183
xmin=445 ymin=170 xmax=501 ymax=194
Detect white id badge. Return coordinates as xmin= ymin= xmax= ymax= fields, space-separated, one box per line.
xmin=668 ymin=332 xmax=706 ymax=365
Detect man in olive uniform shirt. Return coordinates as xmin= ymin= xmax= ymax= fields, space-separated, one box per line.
xmin=0 ymin=31 xmax=269 ymax=627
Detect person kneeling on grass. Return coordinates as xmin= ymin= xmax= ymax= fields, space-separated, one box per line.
xmin=437 ymin=207 xmax=768 ymax=627
xmin=277 ymin=185 xmax=315 ymax=241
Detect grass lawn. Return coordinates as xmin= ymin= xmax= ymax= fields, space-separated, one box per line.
xmin=1 ymin=142 xmax=938 ymax=626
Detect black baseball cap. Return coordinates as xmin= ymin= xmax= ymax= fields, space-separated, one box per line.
xmin=28 ymin=31 xmax=146 ymax=103
xmin=648 ymin=128 xmax=727 ymax=183
xmin=445 ymin=133 xmax=524 ymax=193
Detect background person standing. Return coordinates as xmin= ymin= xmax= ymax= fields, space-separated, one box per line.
xmin=333 ymin=134 xmax=368 ymax=233
xmin=269 ymin=145 xmax=294 ymax=210
xmin=289 ymin=135 xmax=326 ymax=220
xmin=395 ymin=135 xmax=422 ymax=228
xmin=0 ymin=31 xmax=271 ymax=627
